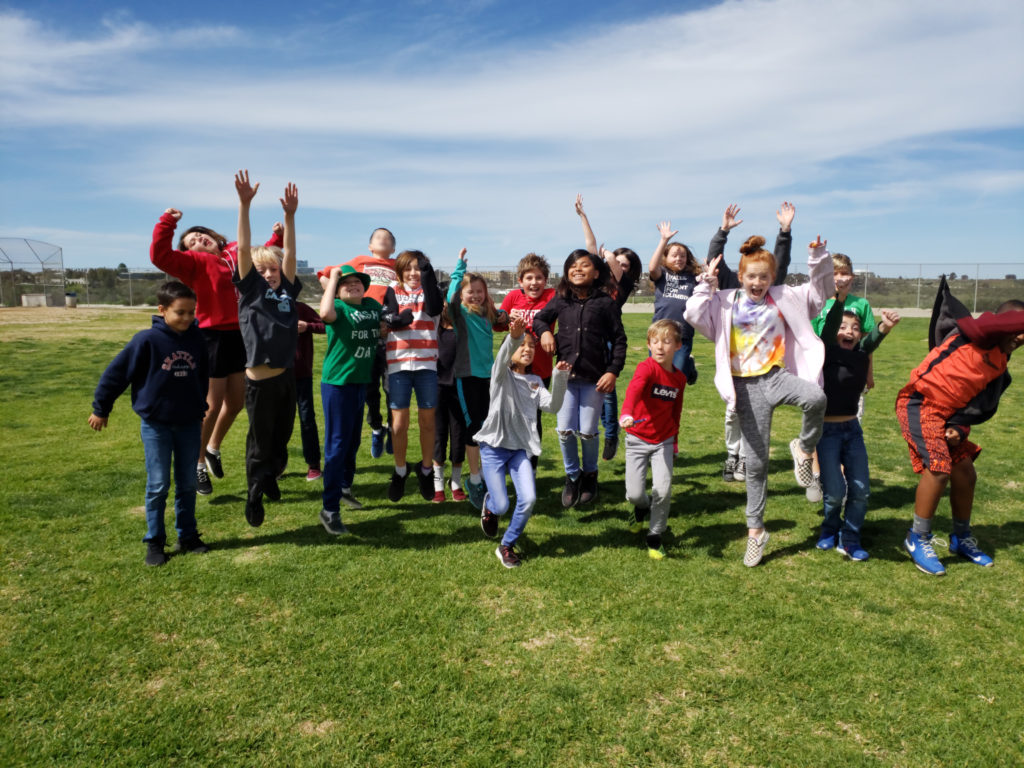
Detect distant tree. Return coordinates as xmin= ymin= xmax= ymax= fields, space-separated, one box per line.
xmin=948 ymin=271 xmax=957 ymax=281
xmin=116 ymin=262 xmax=128 ymax=273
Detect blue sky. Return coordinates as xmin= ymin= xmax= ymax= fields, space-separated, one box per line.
xmin=1 ymin=0 xmax=1022 ymax=277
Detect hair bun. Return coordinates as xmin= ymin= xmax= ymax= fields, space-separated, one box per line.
xmin=739 ymin=235 xmax=766 ymax=255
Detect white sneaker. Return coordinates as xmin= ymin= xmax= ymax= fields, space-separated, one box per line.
xmin=805 ymin=477 xmax=823 ymax=503
xmin=733 ymin=457 xmax=746 ymax=482
xmin=744 ymin=530 xmax=770 ymax=567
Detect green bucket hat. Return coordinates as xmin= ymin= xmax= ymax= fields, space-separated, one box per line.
xmin=338 ymin=264 xmax=371 ymax=291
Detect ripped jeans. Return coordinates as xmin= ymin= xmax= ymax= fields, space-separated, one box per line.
xmin=556 ymin=379 xmax=603 ymax=479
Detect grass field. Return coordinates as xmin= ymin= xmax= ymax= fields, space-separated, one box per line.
xmin=2 ymin=306 xmax=1023 ymax=767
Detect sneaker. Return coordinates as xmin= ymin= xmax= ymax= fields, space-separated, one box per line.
xmin=205 ymin=449 xmax=224 ymax=479
xmin=388 ymin=470 xmax=408 ymax=502
xmin=602 ymin=435 xmax=619 ymax=461
xmin=578 ymin=471 xmax=598 ymax=505
xmin=306 ymin=467 xmax=322 ymax=482
xmin=370 ymin=429 xmax=385 ymax=459
xmin=384 ymin=428 xmax=393 ymax=455
xmin=629 ymin=505 xmax=646 ymax=534
xmin=904 ymin=530 xmax=945 ymax=576
xmin=431 ymin=490 xmax=446 ymax=504
xmin=648 ymin=545 xmax=667 ymax=560
xmin=263 ymin=476 xmax=282 ymax=502
xmin=495 ymin=544 xmax=521 ymax=568
xmin=949 ymin=533 xmax=994 ymax=567
xmin=245 ymin=495 xmax=265 ymax=527
xmin=416 ymin=465 xmax=434 ymax=501
xmin=466 ymin=479 xmax=486 ymax=510
xmin=685 ymin=355 xmax=698 ymax=385
xmin=561 ymin=475 xmax=581 ymax=508
xmin=806 ymin=477 xmax=823 ymax=503
xmin=451 ymin=484 xmax=468 ymax=502
xmin=145 ymin=541 xmax=167 ymax=567
xmin=319 ymin=509 xmax=348 ymax=536
xmin=196 ymin=465 xmax=213 ymax=496
xmin=339 ymin=489 xmax=363 ymax=510
xmin=837 ymin=533 xmax=869 ymax=561
xmin=816 ymin=529 xmax=837 ymax=550
xmin=790 ymin=439 xmax=814 ymax=488
xmin=733 ymin=457 xmax=746 ymax=482
xmin=480 ymin=507 xmax=499 ymax=539
xmin=173 ymin=535 xmax=210 ymax=554
xmin=743 ymin=530 xmax=770 ymax=567
xmin=723 ymin=454 xmax=738 ymax=482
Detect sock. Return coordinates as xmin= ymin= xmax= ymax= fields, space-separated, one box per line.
xmin=433 ymin=464 xmax=444 ymax=492
xmin=451 ymin=465 xmax=463 ymax=486
xmin=341 ymin=486 xmax=351 ymax=495
xmin=646 ymin=533 xmax=662 ymax=550
xmin=912 ymin=514 xmax=932 ymax=536
xmin=420 ymin=463 xmax=432 ymax=477
xmin=197 ymin=461 xmax=206 ymax=470
xmin=206 ymin=445 xmax=221 ymax=458
xmin=372 ymin=428 xmax=383 ymax=436
xmin=469 ymin=472 xmax=481 ymax=485
xmin=952 ymin=517 xmax=971 ymax=538
xmin=395 ymin=464 xmax=407 ymax=477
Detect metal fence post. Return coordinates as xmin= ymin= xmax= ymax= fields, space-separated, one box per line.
xmin=973 ymin=264 xmax=979 ymax=314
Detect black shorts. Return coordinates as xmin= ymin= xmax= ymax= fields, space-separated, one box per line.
xmin=203 ymin=328 xmax=246 ymax=378
xmin=456 ymin=376 xmax=490 ymax=447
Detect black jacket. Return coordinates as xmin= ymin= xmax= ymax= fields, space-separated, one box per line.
xmin=533 ymin=289 xmax=627 ymax=383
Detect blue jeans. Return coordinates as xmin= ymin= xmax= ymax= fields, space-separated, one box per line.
xmin=322 ymin=382 xmax=366 ymax=512
xmin=672 ymin=338 xmax=694 ymax=382
xmin=601 ymin=390 xmax=619 ymax=440
xmin=387 ymin=368 xmax=439 ymax=410
xmin=817 ymin=420 xmax=870 ymax=541
xmin=295 ymin=375 xmax=320 ymax=468
xmin=556 ymin=379 xmax=603 ymax=478
xmin=140 ymin=418 xmax=202 ymax=544
xmin=480 ymin=443 xmax=536 ymax=547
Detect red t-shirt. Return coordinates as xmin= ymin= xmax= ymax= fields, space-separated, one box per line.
xmin=318 ymin=255 xmax=397 ymax=305
xmin=621 ymin=357 xmax=686 ymax=444
xmin=500 ymin=287 xmax=556 ymax=379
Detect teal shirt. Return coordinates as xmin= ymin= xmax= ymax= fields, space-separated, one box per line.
xmin=322 ymin=298 xmax=382 ymax=385
xmin=812 ymin=294 xmax=875 ymax=337
xmin=446 ymin=258 xmax=496 ymax=379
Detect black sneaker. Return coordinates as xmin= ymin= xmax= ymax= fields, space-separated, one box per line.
xmin=145 ymin=541 xmax=167 ymax=567
xmin=561 ymin=475 xmax=581 ymax=508
xmin=602 ymin=435 xmax=619 ymax=461
xmin=196 ymin=465 xmax=213 ymax=496
xmin=263 ymin=476 xmax=282 ymax=502
xmin=245 ymin=494 xmax=265 ymax=527
xmin=578 ymin=471 xmax=599 ymax=505
xmin=480 ymin=507 xmax=499 ymax=538
xmin=205 ymin=449 xmax=224 ymax=478
xmin=495 ymin=544 xmax=521 ymax=568
xmin=416 ymin=465 xmax=434 ymax=501
xmin=319 ymin=508 xmax=348 ymax=536
xmin=173 ymin=535 xmax=210 ymax=554
xmin=388 ymin=470 xmax=407 ymax=502
xmin=685 ymin=355 xmax=698 ymax=385
xmin=339 ymin=489 xmax=363 ymax=510
xmin=384 ymin=427 xmax=394 ymax=455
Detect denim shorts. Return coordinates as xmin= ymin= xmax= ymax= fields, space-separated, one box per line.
xmin=388 ymin=369 xmax=439 ymax=410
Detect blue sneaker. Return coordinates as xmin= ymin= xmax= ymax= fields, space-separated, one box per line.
xmin=837 ymin=533 xmax=869 ymax=561
xmin=904 ymin=530 xmax=945 ymax=576
xmin=466 ymin=479 xmax=486 ymax=510
xmin=370 ymin=429 xmax=385 ymax=459
xmin=949 ymin=534 xmax=994 ymax=567
xmin=816 ymin=528 xmax=838 ymax=550
xmin=384 ymin=427 xmax=393 ymax=456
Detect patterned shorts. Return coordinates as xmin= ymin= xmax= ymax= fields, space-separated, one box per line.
xmin=896 ymin=392 xmax=980 ymax=475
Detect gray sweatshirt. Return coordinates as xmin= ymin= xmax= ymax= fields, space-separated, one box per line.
xmin=473 ymin=333 xmax=568 ymax=457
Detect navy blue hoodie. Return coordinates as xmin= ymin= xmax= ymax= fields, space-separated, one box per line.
xmin=92 ymin=316 xmax=209 ymax=423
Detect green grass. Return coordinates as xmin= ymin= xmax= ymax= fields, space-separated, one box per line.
xmin=2 ymin=308 xmax=1023 ymax=767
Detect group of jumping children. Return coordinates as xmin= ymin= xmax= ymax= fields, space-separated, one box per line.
xmin=89 ymin=177 xmax=1024 ymax=574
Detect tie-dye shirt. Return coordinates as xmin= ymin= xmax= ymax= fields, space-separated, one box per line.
xmin=729 ymin=291 xmax=786 ymax=376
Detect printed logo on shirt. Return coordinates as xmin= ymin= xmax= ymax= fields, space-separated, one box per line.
xmin=365 ymin=265 xmax=396 ymax=287
xmin=162 ymin=350 xmax=198 ymax=378
xmin=650 ymin=384 xmax=680 ymax=401
xmin=265 ymin=287 xmax=292 ymax=315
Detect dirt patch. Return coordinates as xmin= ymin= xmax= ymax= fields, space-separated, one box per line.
xmin=0 ymin=306 xmax=148 ymax=325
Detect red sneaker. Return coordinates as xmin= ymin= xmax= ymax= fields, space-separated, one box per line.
xmin=431 ymin=490 xmax=445 ymax=504
xmin=306 ymin=467 xmax=322 ymax=481
xmin=452 ymin=486 xmax=468 ymax=502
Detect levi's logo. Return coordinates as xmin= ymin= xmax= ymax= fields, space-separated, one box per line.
xmin=651 ymin=384 xmax=679 ymax=401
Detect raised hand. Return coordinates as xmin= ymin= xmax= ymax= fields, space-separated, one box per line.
xmin=722 ymin=204 xmax=743 ymax=232
xmin=273 ymin=222 xmax=284 ymax=236
xmin=703 ymin=253 xmax=723 ymax=289
xmin=776 ymin=201 xmax=795 ymax=232
xmin=164 ymin=208 xmax=183 ymax=220
xmin=809 ymin=235 xmax=827 ymax=251
xmin=658 ymin=221 xmax=678 ymax=241
xmin=575 ymin=193 xmax=586 ymax=217
xmin=459 ymin=247 xmax=468 ymax=262
xmin=880 ymin=309 xmax=901 ymax=333
xmin=280 ymin=182 xmax=298 ymax=215
xmin=235 ymin=169 xmax=259 ymax=204
xmin=509 ymin=314 xmax=526 ymax=338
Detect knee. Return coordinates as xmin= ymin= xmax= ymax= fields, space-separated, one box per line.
xmin=488 ymin=493 xmax=510 ymax=515
xmin=578 ymin=431 xmax=597 ymax=441
xmin=625 ymin=488 xmax=648 ymax=507
xmin=557 ymin=430 xmax=575 ymax=443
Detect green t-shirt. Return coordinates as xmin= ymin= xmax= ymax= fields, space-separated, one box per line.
xmin=812 ymin=294 xmax=875 ymax=337
xmin=322 ymin=298 xmax=382 ymax=385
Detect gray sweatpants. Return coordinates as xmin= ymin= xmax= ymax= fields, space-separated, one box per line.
xmin=624 ymin=434 xmax=675 ymax=536
xmin=733 ymin=368 xmax=826 ymax=529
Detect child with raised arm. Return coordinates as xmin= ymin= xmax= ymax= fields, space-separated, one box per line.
xmin=896 ymin=296 xmax=1024 ymax=575
xmin=293 ymin=301 xmax=325 ymax=481
xmin=620 ymin=319 xmax=687 ymax=560
xmin=233 ymin=171 xmax=301 ymax=528
xmin=685 ymin=235 xmax=832 ymax=567
xmin=706 ymin=202 xmax=795 ymax=484
xmin=477 ymin=316 xmax=569 ymax=567
xmin=381 ymin=250 xmax=444 ymax=502
xmin=533 ymin=250 xmax=627 ymax=508
xmin=815 ymin=300 xmax=900 ymax=561
xmin=317 ymin=265 xmax=383 ymax=534
xmin=88 ymin=281 xmax=209 ymax=566
xmin=649 ymin=221 xmax=701 ymax=385
xmin=447 ymin=248 xmax=510 ymax=508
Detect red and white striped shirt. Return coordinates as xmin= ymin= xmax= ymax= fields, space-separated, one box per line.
xmin=385 ymin=282 xmax=439 ymax=373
